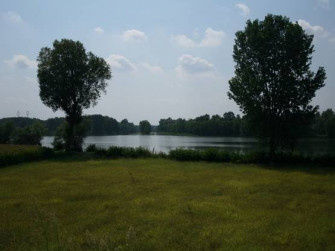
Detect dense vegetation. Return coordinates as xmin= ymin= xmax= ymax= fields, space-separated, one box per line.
xmin=157 ymin=109 xmax=335 ymax=138
xmin=228 ymin=14 xmax=326 ymax=153
xmin=0 ymin=115 xmax=138 ymax=137
xmin=0 ymin=145 xmax=53 ymax=167
xmin=1 ymin=158 xmax=334 ymax=250
xmin=139 ymin=120 xmax=152 ymax=135
xmin=0 ymin=121 xmax=45 ymax=145
xmin=1 ymin=108 xmax=335 ymax=139
xmin=37 ymin=39 xmax=111 ymax=151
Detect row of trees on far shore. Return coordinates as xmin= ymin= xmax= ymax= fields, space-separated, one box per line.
xmin=1 ymin=108 xmax=335 ymax=141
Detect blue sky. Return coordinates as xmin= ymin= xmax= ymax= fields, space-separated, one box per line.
xmin=1 ymin=0 xmax=334 ymax=124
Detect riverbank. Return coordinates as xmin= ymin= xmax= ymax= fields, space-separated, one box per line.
xmin=1 ymin=158 xmax=334 ymax=250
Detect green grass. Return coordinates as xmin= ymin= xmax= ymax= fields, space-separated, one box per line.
xmin=0 ymin=159 xmax=334 ymax=250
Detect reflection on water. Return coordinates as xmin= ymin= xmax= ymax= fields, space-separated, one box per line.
xmin=41 ymin=135 xmax=335 ymax=154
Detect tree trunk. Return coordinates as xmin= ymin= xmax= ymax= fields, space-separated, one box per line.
xmin=65 ymin=116 xmax=83 ymax=152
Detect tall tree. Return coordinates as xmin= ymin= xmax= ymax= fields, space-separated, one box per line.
xmin=228 ymin=14 xmax=326 ymax=154
xmin=37 ymin=39 xmax=111 ymax=151
xmin=139 ymin=120 xmax=151 ymax=135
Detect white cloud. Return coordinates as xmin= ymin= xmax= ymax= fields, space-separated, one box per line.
xmin=94 ymin=27 xmax=104 ymax=33
xmin=298 ymin=19 xmax=329 ymax=38
xmin=199 ymin=28 xmax=225 ymax=47
xmin=140 ymin=63 xmax=163 ymax=73
xmin=172 ymin=28 xmax=225 ymax=48
xmin=5 ymin=55 xmax=37 ymax=69
xmin=173 ymin=35 xmax=197 ymax=47
xmin=176 ymin=54 xmax=215 ymax=76
xmin=106 ymin=55 xmax=137 ymax=73
xmin=235 ymin=3 xmax=250 ymax=17
xmin=122 ymin=29 xmax=148 ymax=42
xmin=317 ymin=0 xmax=330 ymax=10
xmin=3 ymin=11 xmax=22 ymax=23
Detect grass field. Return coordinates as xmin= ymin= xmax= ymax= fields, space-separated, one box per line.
xmin=0 ymin=159 xmax=334 ymax=250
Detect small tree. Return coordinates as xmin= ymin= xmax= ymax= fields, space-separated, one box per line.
xmin=0 ymin=121 xmax=15 ymax=144
xmin=139 ymin=120 xmax=151 ymax=135
xmin=37 ymin=39 xmax=111 ymax=151
xmin=12 ymin=122 xmax=46 ymax=145
xmin=228 ymin=14 xmax=326 ymax=154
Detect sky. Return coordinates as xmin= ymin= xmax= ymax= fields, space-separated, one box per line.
xmin=0 ymin=0 xmax=334 ymax=124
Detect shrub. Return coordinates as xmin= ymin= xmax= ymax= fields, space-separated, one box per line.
xmin=85 ymin=144 xmax=97 ymax=152
xmin=92 ymin=146 xmax=152 ymax=159
xmin=169 ymin=148 xmax=202 ymax=161
xmin=0 ymin=145 xmax=54 ymax=167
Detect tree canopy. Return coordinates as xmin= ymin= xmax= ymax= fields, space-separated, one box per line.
xmin=37 ymin=39 xmax=111 ymax=151
xmin=228 ymin=14 xmax=326 ymax=153
xmin=139 ymin=120 xmax=152 ymax=135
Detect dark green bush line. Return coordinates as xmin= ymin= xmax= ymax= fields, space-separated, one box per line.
xmin=2 ymin=144 xmax=334 ymax=167
xmin=0 ymin=145 xmax=54 ymax=168
xmin=87 ymin=145 xmax=335 ymax=166
xmin=87 ymin=145 xmax=159 ymax=159
xmin=169 ymin=148 xmax=335 ymax=165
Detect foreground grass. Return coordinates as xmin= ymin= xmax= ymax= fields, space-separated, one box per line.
xmin=0 ymin=159 xmax=334 ymax=250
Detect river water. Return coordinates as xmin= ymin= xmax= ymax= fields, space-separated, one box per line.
xmin=41 ymin=135 xmax=335 ymax=154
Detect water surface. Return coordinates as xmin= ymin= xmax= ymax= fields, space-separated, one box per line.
xmin=42 ymin=135 xmax=335 ymax=154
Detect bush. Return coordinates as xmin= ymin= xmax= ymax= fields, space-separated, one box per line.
xmin=169 ymin=148 xmax=202 ymax=161
xmin=85 ymin=144 xmax=97 ymax=152
xmin=92 ymin=146 xmax=152 ymax=159
xmin=0 ymin=145 xmax=54 ymax=167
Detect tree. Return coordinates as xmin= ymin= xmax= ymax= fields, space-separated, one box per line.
xmin=139 ymin=120 xmax=151 ymax=135
xmin=12 ymin=122 xmax=46 ymax=145
xmin=228 ymin=14 xmax=326 ymax=154
xmin=0 ymin=121 xmax=15 ymax=143
xmin=37 ymin=39 xmax=111 ymax=151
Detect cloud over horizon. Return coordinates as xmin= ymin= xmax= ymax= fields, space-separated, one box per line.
xmin=172 ymin=28 xmax=225 ymax=48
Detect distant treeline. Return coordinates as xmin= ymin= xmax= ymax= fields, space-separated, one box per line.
xmin=1 ymin=109 xmax=335 ymax=138
xmin=0 ymin=115 xmax=138 ymax=136
xmin=157 ymin=110 xmax=335 ymax=138
xmin=158 ymin=112 xmax=251 ymax=136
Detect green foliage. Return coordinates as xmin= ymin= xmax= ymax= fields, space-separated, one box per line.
xmin=158 ymin=113 xmax=250 ymax=136
xmin=91 ymin=146 xmax=152 ymax=158
xmin=11 ymin=122 xmax=46 ymax=145
xmin=228 ymin=14 xmax=326 ymax=154
xmin=139 ymin=120 xmax=151 ymax=135
xmin=168 ymin=148 xmax=335 ymax=165
xmin=85 ymin=144 xmax=97 ymax=152
xmin=0 ymin=121 xmax=15 ymax=143
xmin=313 ymin=109 xmax=335 ymax=138
xmin=0 ymin=144 xmax=54 ymax=167
xmin=37 ymin=39 xmax=112 ymax=151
